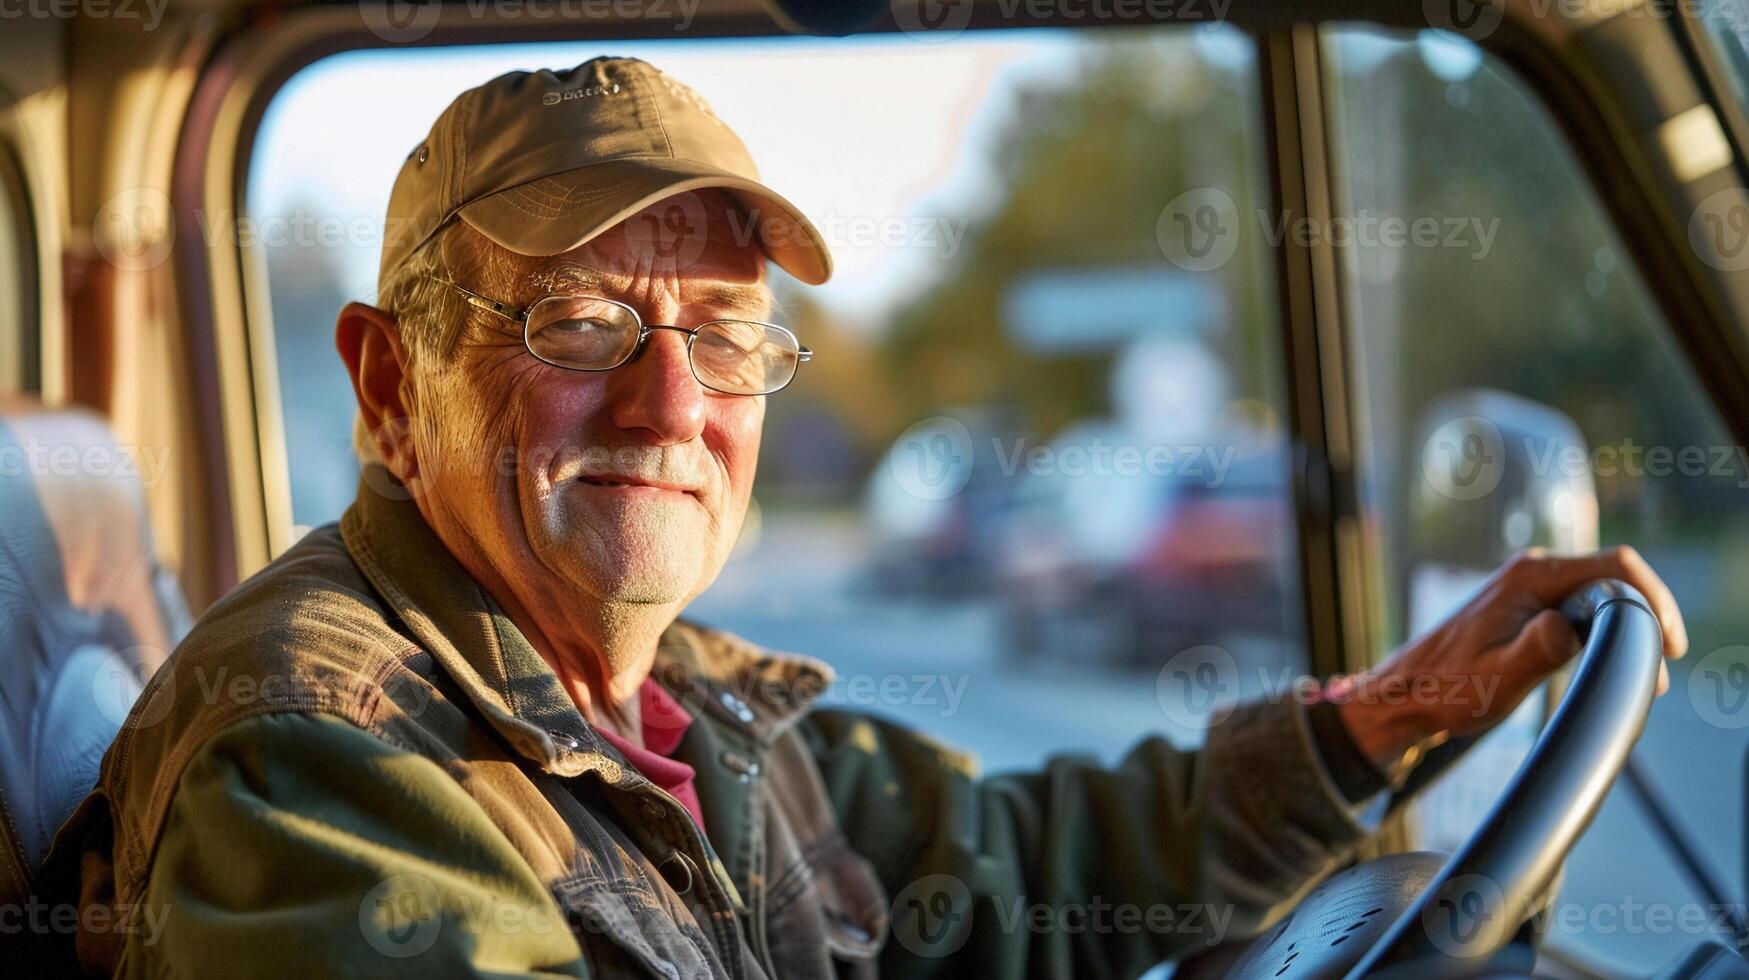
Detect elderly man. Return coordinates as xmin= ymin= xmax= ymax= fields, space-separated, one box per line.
xmin=58 ymin=57 xmax=1685 ymax=977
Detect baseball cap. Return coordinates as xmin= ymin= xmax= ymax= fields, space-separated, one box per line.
xmin=379 ymin=56 xmax=832 ymax=288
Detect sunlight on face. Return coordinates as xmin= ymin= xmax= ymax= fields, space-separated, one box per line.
xmin=418 ymin=191 xmax=770 ymax=609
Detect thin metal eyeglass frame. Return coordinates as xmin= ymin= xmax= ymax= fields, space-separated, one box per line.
xmin=430 ymin=277 xmax=812 ymax=395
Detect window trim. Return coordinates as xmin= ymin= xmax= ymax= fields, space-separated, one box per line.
xmin=0 ymin=138 xmax=40 ymax=395
xmin=1257 ymin=25 xmax=1378 ymax=686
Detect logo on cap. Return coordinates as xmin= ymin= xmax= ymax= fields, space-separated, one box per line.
xmin=542 ymin=83 xmax=622 ymax=107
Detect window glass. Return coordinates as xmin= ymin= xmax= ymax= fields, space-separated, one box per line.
xmin=250 ymin=27 xmax=1300 ymax=772
xmin=1327 ymin=26 xmax=1749 ymax=972
xmin=1698 ymin=0 xmax=1749 ymax=115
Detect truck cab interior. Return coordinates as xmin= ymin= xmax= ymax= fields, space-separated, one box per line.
xmin=5 ymin=0 xmax=1749 ymax=975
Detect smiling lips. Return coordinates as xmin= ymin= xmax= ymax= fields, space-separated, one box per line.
xmin=577 ymin=473 xmax=702 ymax=499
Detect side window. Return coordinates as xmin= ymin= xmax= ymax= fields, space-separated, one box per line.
xmin=250 ymin=28 xmax=1302 ymax=768
xmin=0 ymin=143 xmax=37 ymax=394
xmin=1326 ymin=27 xmax=1749 ymax=971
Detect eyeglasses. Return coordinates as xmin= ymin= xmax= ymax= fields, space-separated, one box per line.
xmin=431 ymin=277 xmax=812 ymax=396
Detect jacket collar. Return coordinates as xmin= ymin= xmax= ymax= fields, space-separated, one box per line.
xmin=338 ymin=467 xmax=832 ymax=775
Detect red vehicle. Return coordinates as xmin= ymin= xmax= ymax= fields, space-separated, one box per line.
xmin=998 ymin=422 xmax=1296 ymax=667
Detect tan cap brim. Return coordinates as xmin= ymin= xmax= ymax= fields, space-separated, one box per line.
xmin=456 ymin=157 xmax=832 ymax=285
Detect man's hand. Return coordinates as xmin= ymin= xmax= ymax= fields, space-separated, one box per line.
xmin=1330 ymin=546 xmax=1689 ymax=769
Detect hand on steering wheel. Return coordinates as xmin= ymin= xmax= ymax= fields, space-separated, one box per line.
xmin=1327 ymin=546 xmax=1686 ymax=770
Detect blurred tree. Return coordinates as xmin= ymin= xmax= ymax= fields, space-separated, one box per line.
xmin=879 ymin=31 xmax=1283 ymax=440
xmin=1332 ymin=40 xmax=1732 ymax=528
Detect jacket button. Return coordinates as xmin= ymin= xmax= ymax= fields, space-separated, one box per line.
xmin=547 ymin=729 xmax=581 ymax=751
xmin=718 ymin=691 xmax=755 ymax=724
xmin=719 ymin=751 xmax=760 ymax=781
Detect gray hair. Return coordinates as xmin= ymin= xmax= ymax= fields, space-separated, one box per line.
xmin=352 ymin=222 xmax=517 ymax=464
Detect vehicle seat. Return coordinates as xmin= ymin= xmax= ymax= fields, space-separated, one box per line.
xmin=0 ymin=398 xmax=188 ymax=909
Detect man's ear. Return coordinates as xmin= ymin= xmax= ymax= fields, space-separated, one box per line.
xmin=336 ymin=301 xmax=418 ymax=483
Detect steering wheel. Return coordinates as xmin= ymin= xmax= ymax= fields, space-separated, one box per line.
xmin=1220 ymin=579 xmax=1665 ymax=979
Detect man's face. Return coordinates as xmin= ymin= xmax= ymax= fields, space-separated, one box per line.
xmin=414 ymin=192 xmax=770 ymax=610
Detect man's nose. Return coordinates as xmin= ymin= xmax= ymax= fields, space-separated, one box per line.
xmin=607 ymin=328 xmax=706 ymax=444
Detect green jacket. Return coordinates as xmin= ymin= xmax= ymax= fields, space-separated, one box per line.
xmin=50 ymin=471 xmax=1375 ymax=978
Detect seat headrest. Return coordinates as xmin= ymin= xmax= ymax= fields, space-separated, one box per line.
xmin=0 ymin=398 xmax=188 ymax=885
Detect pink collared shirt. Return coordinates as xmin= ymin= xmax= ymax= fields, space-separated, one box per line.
xmin=596 ymin=677 xmax=707 ymax=832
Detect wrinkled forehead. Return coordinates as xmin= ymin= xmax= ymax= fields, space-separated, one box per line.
xmin=496 ymin=190 xmax=777 ymax=318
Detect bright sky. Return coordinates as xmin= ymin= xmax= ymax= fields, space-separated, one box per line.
xmin=249 ymin=32 xmax=1100 ymax=327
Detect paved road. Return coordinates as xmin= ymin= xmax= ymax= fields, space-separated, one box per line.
xmin=688 ymin=511 xmax=1746 ymax=975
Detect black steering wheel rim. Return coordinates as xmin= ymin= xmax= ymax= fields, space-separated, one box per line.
xmin=1336 ymin=579 xmax=1665 ymax=977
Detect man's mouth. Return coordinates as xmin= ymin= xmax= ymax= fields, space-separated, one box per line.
xmin=576 ymin=474 xmax=702 ymax=500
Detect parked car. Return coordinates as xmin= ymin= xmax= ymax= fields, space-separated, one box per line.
xmin=996 ymin=420 xmax=1294 ymax=667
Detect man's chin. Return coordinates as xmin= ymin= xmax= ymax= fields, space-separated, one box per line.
xmin=548 ymin=539 xmax=704 ymax=607
xmin=539 ymin=490 xmax=721 ymax=606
